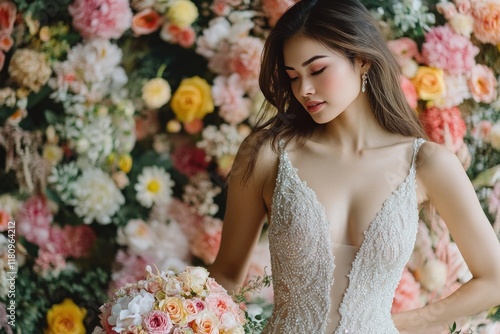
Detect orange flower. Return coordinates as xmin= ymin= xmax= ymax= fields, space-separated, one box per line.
xmin=0 ymin=32 xmax=13 ymax=52
xmin=131 ymin=8 xmax=162 ymax=35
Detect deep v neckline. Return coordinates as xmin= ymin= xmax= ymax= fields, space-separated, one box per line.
xmin=281 ymin=138 xmax=419 ymax=249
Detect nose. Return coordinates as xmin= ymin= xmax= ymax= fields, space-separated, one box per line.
xmin=299 ymin=78 xmax=315 ymax=97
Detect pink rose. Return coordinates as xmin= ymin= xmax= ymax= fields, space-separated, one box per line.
xmin=68 ymin=0 xmax=133 ymax=40
xmin=132 ymin=8 xmax=162 ymax=35
xmin=143 ymin=310 xmax=174 ymax=333
xmin=392 ymin=268 xmax=423 ymax=313
xmin=472 ymin=0 xmax=500 ymax=45
xmin=400 ymin=76 xmax=418 ymax=110
xmin=468 ymin=64 xmax=498 ymax=103
xmin=387 ymin=37 xmax=423 ymax=65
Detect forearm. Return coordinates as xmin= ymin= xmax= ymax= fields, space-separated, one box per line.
xmin=393 ymin=277 xmax=500 ymax=332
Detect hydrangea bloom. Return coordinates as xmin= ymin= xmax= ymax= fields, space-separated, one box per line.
xmin=422 ymin=25 xmax=479 ymax=75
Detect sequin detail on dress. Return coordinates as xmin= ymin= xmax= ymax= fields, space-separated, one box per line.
xmin=263 ymin=138 xmax=425 ymax=334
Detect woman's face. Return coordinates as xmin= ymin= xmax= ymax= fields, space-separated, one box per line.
xmin=283 ymin=35 xmax=365 ymax=124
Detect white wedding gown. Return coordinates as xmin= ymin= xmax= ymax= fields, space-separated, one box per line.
xmin=262 ymin=138 xmax=426 ymax=334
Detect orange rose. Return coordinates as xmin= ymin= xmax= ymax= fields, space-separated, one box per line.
xmin=412 ymin=66 xmax=446 ymax=101
xmin=132 ymin=8 xmax=162 ymax=35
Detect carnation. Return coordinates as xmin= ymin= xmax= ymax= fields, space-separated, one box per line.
xmin=68 ymin=0 xmax=133 ymax=40
xmin=421 ymin=25 xmax=479 ymax=75
xmin=142 ymin=78 xmax=172 ymax=109
xmin=16 ymin=196 xmax=53 ymax=247
xmin=8 ymin=49 xmax=52 ymax=92
xmin=419 ymin=106 xmax=466 ymax=153
xmin=212 ymin=74 xmax=251 ymax=124
xmin=71 ymin=168 xmax=125 ymax=224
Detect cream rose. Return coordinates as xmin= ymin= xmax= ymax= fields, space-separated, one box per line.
xmin=167 ymin=0 xmax=199 ymax=28
xmin=417 ymin=258 xmax=448 ymax=292
xmin=412 ymin=66 xmax=446 ymax=101
xmin=171 ymin=76 xmax=214 ymax=123
xmin=142 ymin=77 xmax=172 ymax=109
xmin=191 ymin=310 xmax=220 ymax=334
xmin=159 ymin=297 xmax=188 ymax=325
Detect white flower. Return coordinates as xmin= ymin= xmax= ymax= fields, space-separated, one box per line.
xmin=142 ymin=78 xmax=172 ymax=109
xmin=196 ymin=17 xmax=231 ymax=58
xmin=134 ymin=166 xmax=174 ymax=208
xmin=418 ymin=258 xmax=448 ymax=292
xmin=108 ymin=290 xmax=155 ymax=332
xmin=117 ymin=219 xmax=154 ymax=253
xmin=149 ymin=219 xmax=191 ymax=264
xmin=489 ymin=123 xmax=500 ymax=150
xmin=182 ymin=172 xmax=222 ymax=216
xmin=197 ymin=124 xmax=245 ymax=161
xmin=71 ymin=168 xmax=125 ymax=224
xmin=449 ymin=13 xmax=474 ymax=38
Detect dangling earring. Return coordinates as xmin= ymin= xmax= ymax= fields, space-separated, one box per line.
xmin=361 ymin=72 xmax=368 ymax=93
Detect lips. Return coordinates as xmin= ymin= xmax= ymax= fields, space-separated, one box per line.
xmin=305 ymin=101 xmax=325 ymax=113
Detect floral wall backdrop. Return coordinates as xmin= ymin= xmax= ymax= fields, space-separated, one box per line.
xmin=0 ymin=0 xmax=499 ymax=332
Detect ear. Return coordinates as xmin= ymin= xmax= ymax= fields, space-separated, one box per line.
xmin=360 ymin=59 xmax=371 ymax=71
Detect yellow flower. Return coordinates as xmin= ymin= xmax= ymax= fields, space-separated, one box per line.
xmin=43 ymin=144 xmax=63 ymax=166
xmin=171 ymin=76 xmax=214 ymax=123
xmin=167 ymin=0 xmax=198 ymax=28
xmin=118 ymin=154 xmax=133 ymax=173
xmin=412 ymin=66 xmax=446 ymax=101
xmin=45 ymin=299 xmax=86 ymax=334
xmin=142 ymin=77 xmax=172 ymax=109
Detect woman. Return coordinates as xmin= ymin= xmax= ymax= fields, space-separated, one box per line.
xmin=209 ymin=0 xmax=500 ymax=332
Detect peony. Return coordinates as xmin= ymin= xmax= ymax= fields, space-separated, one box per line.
xmin=68 ymin=0 xmax=132 ymax=40
xmin=392 ymin=269 xmax=424 ymax=313
xmin=421 ymin=25 xmax=479 ymax=75
xmin=468 ymin=64 xmax=498 ymax=104
xmin=167 ymin=0 xmax=199 ymax=28
xmin=419 ymin=106 xmax=466 ymax=153
xmin=8 ymin=49 xmax=51 ymax=92
xmin=143 ymin=310 xmax=174 ymax=333
xmin=471 ymin=0 xmax=500 ymax=45
xmin=490 ymin=123 xmax=500 ymax=150
xmin=142 ymin=77 xmax=172 ymax=109
xmin=171 ymin=76 xmax=214 ymax=123
xmin=16 ymin=195 xmax=52 ymax=247
xmin=229 ymin=36 xmax=263 ymax=90
xmin=134 ymin=166 xmax=174 ymax=208
xmin=72 ymin=168 xmax=125 ymax=225
xmin=416 ymin=258 xmax=448 ymax=292
xmin=45 ymin=299 xmax=87 ymax=334
xmin=131 ymin=8 xmax=162 ymax=35
xmin=212 ymin=74 xmax=251 ymax=124
xmin=412 ymin=66 xmax=446 ymax=101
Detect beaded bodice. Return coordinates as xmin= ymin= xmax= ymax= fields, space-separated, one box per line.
xmin=263 ymin=138 xmax=425 ymax=334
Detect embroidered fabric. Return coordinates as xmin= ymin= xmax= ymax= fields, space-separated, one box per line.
xmin=262 ymin=138 xmax=426 ymax=334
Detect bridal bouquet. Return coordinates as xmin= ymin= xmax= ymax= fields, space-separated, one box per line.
xmin=92 ymin=266 xmax=246 ymax=334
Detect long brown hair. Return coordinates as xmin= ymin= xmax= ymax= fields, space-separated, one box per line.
xmin=244 ymin=0 xmax=426 ymax=180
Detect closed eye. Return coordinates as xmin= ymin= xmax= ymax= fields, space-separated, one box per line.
xmin=312 ymin=67 xmax=326 ymax=75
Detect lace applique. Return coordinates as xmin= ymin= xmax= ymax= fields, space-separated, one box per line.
xmin=263 ymin=138 xmax=425 ymax=334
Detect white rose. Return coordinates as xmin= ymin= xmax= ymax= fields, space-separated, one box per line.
xmin=418 ymin=258 xmax=448 ymax=292
xmin=489 ymin=123 xmax=500 ymax=150
xmin=117 ymin=219 xmax=154 ymax=253
xmin=449 ymin=14 xmax=474 ymax=38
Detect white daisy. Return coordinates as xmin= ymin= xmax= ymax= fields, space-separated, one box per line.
xmin=134 ymin=166 xmax=174 ymax=208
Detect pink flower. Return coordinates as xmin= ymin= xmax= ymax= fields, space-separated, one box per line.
xmin=172 ymin=143 xmax=209 ymax=177
xmin=210 ymin=0 xmax=231 ymax=16
xmin=229 ymin=36 xmax=263 ymax=83
xmin=400 ymin=76 xmax=418 ymax=110
xmin=160 ymin=23 xmax=196 ymax=48
xmin=419 ymin=106 xmax=466 ymax=153
xmin=471 ymin=0 xmax=500 ymax=45
xmin=208 ymin=41 xmax=232 ymax=76
xmin=468 ymin=64 xmax=498 ymax=103
xmin=34 ymin=248 xmax=67 ymax=276
xmin=99 ymin=302 xmax=118 ymax=334
xmin=143 ymin=310 xmax=173 ymax=333
xmin=470 ymin=120 xmax=492 ymax=141
xmin=49 ymin=225 xmax=97 ymax=258
xmin=0 ymin=1 xmax=16 ymax=34
xmin=454 ymin=0 xmax=471 ymax=14
xmin=190 ymin=217 xmax=222 ymax=265
xmin=132 ymin=8 xmax=162 ymax=35
xmin=387 ymin=37 xmax=423 ymax=65
xmin=212 ymin=74 xmax=251 ymax=124
xmin=16 ymin=195 xmax=53 ymax=247
xmin=422 ymin=25 xmax=479 ymax=75
xmin=0 ymin=210 xmax=9 ymax=232
xmin=436 ymin=2 xmax=458 ymax=20
xmin=391 ymin=268 xmax=423 ymax=313
xmin=68 ymin=0 xmax=133 ymax=40
xmin=261 ymin=0 xmax=298 ymax=27
xmin=434 ymin=73 xmax=471 ymax=109
xmin=108 ymin=250 xmax=151 ymax=294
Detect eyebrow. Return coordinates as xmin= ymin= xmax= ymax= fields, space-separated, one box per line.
xmin=284 ymin=55 xmax=328 ymax=70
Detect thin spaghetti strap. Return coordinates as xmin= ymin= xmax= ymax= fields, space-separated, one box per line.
xmin=410 ymin=138 xmax=426 ymax=171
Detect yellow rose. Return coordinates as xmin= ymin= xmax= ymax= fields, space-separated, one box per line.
xmin=142 ymin=77 xmax=172 ymax=109
xmin=118 ymin=154 xmax=133 ymax=173
xmin=159 ymin=297 xmax=188 ymax=325
xmin=412 ymin=66 xmax=446 ymax=101
xmin=171 ymin=76 xmax=214 ymax=123
xmin=45 ymin=299 xmax=86 ymax=334
xmin=167 ymin=0 xmax=198 ymax=28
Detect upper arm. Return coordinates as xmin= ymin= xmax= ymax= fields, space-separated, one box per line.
xmin=209 ymin=134 xmax=278 ymax=289
xmin=417 ymin=142 xmax=500 ymax=279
